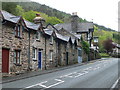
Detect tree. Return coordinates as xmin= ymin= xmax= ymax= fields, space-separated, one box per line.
xmin=47 ymin=17 xmax=63 ymax=25
xmin=15 ymin=5 xmax=24 ymax=16
xmin=103 ymin=39 xmax=115 ymax=53
xmin=22 ymin=10 xmax=63 ymax=25
xmin=22 ymin=10 xmax=36 ymax=22
xmin=2 ymin=2 xmax=17 ymax=15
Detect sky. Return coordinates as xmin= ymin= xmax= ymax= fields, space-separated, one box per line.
xmin=31 ymin=0 xmax=119 ymax=31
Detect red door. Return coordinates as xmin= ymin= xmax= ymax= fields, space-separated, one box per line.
xmin=2 ymin=48 xmax=9 ymax=73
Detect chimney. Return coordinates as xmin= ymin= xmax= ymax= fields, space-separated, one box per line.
xmin=71 ymin=12 xmax=79 ymax=33
xmin=33 ymin=13 xmax=45 ymax=25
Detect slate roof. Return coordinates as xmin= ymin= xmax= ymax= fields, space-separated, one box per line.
xmin=24 ymin=20 xmax=40 ymax=30
xmin=71 ymin=38 xmax=75 ymax=44
xmin=1 ymin=10 xmax=79 ymax=43
xmin=1 ymin=10 xmax=21 ymax=23
xmin=112 ymin=42 xmax=120 ymax=49
xmin=55 ymin=32 xmax=70 ymax=42
xmin=54 ymin=22 xmax=94 ymax=33
xmin=73 ymin=34 xmax=81 ymax=39
xmin=43 ymin=29 xmax=53 ymax=36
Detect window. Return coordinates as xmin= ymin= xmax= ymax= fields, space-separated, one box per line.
xmin=15 ymin=25 xmax=21 ymax=37
xmin=36 ymin=31 xmax=40 ymax=40
xmin=72 ymin=45 xmax=75 ymax=50
xmin=49 ymin=51 xmax=53 ymax=61
xmin=14 ymin=50 xmax=21 ymax=64
xmin=33 ymin=47 xmax=37 ymax=60
xmin=78 ymin=49 xmax=82 ymax=56
xmin=50 ymin=36 xmax=53 ymax=44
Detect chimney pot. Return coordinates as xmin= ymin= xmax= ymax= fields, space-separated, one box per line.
xmin=33 ymin=13 xmax=45 ymax=24
xmin=72 ymin=12 xmax=77 ymax=16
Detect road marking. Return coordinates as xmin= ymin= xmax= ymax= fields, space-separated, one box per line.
xmin=110 ymin=77 xmax=120 ymax=90
xmin=25 ymin=81 xmax=48 ymax=89
xmin=44 ymin=79 xmax=64 ymax=88
xmin=20 ymin=61 xmax=112 ymax=90
xmin=83 ymin=67 xmax=92 ymax=71
xmin=74 ymin=72 xmax=86 ymax=78
xmin=24 ymin=79 xmax=64 ymax=89
xmin=60 ymin=72 xmax=76 ymax=78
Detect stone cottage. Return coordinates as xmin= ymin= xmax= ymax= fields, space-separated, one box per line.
xmin=46 ymin=24 xmax=82 ymax=65
xmin=1 ymin=10 xmax=85 ymax=75
xmin=1 ymin=10 xmax=30 ymax=74
xmin=54 ymin=12 xmax=94 ymax=61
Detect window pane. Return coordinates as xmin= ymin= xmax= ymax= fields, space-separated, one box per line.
xmin=36 ymin=32 xmax=39 ymax=39
xmin=18 ymin=26 xmax=20 ymax=37
xmin=49 ymin=51 xmax=53 ymax=60
xmin=17 ymin=52 xmax=20 ymax=64
xmin=33 ymin=48 xmax=36 ymax=59
xmin=14 ymin=27 xmax=16 ymax=35
xmin=78 ymin=50 xmax=81 ymax=56
xmin=13 ymin=52 xmax=16 ymax=63
xmin=50 ymin=37 xmax=53 ymax=44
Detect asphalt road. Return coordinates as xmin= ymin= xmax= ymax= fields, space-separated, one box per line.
xmin=2 ymin=58 xmax=119 ymax=89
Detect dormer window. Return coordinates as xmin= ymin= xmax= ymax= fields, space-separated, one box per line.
xmin=14 ymin=25 xmax=21 ymax=38
xmin=36 ymin=31 xmax=40 ymax=41
xmin=50 ymin=36 xmax=53 ymax=44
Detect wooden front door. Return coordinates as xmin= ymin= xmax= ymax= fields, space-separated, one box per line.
xmin=2 ymin=48 xmax=9 ymax=73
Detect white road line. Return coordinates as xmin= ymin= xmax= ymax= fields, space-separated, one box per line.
xmin=75 ymin=71 xmax=89 ymax=78
xmin=83 ymin=67 xmax=92 ymax=71
xmin=25 ymin=81 xmax=48 ymax=89
xmin=60 ymin=72 xmax=76 ymax=78
xmin=110 ymin=77 xmax=120 ymax=90
xmin=44 ymin=79 xmax=64 ymax=88
xmin=74 ymin=73 xmax=85 ymax=78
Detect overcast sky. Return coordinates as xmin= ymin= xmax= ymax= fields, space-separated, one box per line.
xmin=31 ymin=0 xmax=119 ymax=31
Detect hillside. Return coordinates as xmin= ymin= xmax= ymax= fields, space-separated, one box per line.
xmin=16 ymin=1 xmax=116 ymax=32
xmin=2 ymin=1 xmax=116 ymax=32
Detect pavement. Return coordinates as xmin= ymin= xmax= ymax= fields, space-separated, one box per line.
xmin=2 ymin=58 xmax=106 ymax=84
xmin=2 ymin=58 xmax=119 ymax=89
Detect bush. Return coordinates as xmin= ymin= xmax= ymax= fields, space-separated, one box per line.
xmin=81 ymin=40 xmax=90 ymax=54
xmin=99 ymin=53 xmax=110 ymax=57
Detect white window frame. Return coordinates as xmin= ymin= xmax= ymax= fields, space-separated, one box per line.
xmin=14 ymin=25 xmax=21 ymax=37
xmin=33 ymin=48 xmax=37 ymax=60
xmin=13 ymin=50 xmax=21 ymax=64
xmin=49 ymin=51 xmax=53 ymax=61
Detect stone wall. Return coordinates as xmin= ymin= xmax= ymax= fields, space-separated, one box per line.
xmin=2 ymin=22 xmax=29 ymax=74
xmin=2 ymin=20 xmax=82 ymax=75
xmin=45 ymin=36 xmax=57 ymax=69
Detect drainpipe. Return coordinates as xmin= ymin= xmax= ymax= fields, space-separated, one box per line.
xmin=45 ymin=37 xmax=47 ymax=70
xmin=55 ymin=41 xmax=58 ymax=67
xmin=28 ymin=30 xmax=31 ymax=71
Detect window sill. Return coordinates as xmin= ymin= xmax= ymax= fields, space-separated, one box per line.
xmin=33 ymin=59 xmax=37 ymax=61
xmin=14 ymin=63 xmax=22 ymax=66
xmin=49 ymin=60 xmax=53 ymax=62
xmin=36 ymin=39 xmax=40 ymax=42
xmin=50 ymin=43 xmax=53 ymax=45
xmin=15 ymin=36 xmax=22 ymax=39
